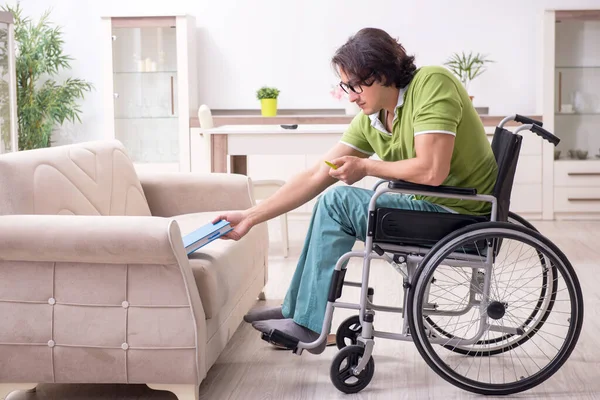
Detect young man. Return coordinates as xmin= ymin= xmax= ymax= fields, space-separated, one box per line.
xmin=213 ymin=27 xmax=497 ymax=354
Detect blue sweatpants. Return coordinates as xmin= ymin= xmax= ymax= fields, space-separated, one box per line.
xmin=281 ymin=186 xmax=450 ymax=333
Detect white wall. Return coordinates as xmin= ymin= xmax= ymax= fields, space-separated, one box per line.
xmin=11 ymin=0 xmax=600 ymax=145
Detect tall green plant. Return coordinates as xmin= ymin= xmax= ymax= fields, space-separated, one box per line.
xmin=444 ymin=51 xmax=494 ymax=92
xmin=2 ymin=3 xmax=93 ymax=150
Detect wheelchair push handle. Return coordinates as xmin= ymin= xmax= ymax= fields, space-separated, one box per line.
xmin=514 ymin=114 xmax=543 ymax=127
xmin=499 ymin=114 xmax=560 ymax=146
xmin=531 ymin=124 xmax=560 ymax=146
xmin=498 ymin=114 xmax=543 ymax=129
xmin=514 ymin=123 xmax=561 ymax=146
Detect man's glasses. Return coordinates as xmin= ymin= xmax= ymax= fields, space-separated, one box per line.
xmin=339 ymin=81 xmax=365 ymax=94
xmin=339 ymin=72 xmax=375 ymax=95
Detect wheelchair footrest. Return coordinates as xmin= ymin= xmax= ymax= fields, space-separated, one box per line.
xmin=261 ymin=328 xmax=300 ymax=350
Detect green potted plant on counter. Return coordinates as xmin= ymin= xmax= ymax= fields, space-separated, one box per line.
xmin=444 ymin=51 xmax=493 ymax=101
xmin=256 ymin=86 xmax=280 ymax=116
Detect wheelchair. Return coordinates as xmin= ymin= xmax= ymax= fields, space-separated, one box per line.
xmin=261 ymin=115 xmax=584 ymax=396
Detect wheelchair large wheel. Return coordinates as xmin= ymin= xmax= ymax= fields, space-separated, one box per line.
xmin=423 ymin=212 xmax=558 ymax=356
xmin=407 ymin=222 xmax=583 ymax=395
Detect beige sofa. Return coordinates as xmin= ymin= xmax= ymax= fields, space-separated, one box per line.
xmin=0 ymin=140 xmax=269 ymax=400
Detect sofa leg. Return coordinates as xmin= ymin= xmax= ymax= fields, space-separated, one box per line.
xmin=258 ymin=291 xmax=266 ymax=300
xmin=0 ymin=383 xmax=37 ymax=400
xmin=147 ymin=384 xmax=199 ymax=400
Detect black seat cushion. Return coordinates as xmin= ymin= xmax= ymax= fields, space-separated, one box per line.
xmin=373 ymin=207 xmax=488 ymax=248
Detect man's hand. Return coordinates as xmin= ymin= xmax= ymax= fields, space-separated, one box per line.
xmin=211 ymin=211 xmax=253 ymax=241
xmin=328 ymin=156 xmax=368 ymax=185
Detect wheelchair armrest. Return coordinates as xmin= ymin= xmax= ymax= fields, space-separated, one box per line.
xmin=388 ymin=179 xmax=477 ymax=196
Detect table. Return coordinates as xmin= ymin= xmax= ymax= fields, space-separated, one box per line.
xmin=200 ymin=124 xmax=349 ymax=174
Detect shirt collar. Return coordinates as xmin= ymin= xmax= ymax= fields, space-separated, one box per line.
xmin=368 ymin=85 xmax=407 ymax=135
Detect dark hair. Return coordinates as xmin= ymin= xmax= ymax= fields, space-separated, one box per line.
xmin=331 ymin=28 xmax=417 ymax=89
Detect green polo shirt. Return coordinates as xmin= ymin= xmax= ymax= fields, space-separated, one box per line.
xmin=340 ymin=65 xmax=497 ymax=215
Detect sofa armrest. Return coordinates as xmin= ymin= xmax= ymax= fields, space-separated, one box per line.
xmin=137 ymin=172 xmax=255 ymax=217
xmin=0 ymin=214 xmax=209 ymax=384
xmin=0 ymin=214 xmax=185 ymax=264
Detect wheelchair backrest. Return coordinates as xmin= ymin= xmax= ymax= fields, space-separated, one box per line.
xmin=491 ymin=127 xmax=523 ymax=223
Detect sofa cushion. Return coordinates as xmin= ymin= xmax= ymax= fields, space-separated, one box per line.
xmin=173 ymin=211 xmax=267 ymax=319
xmin=0 ymin=140 xmax=151 ymax=216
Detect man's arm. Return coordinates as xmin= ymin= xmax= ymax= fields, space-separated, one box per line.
xmin=330 ymin=133 xmax=454 ymax=187
xmin=364 ymin=133 xmax=454 ymax=185
xmin=245 ymin=143 xmax=369 ymax=226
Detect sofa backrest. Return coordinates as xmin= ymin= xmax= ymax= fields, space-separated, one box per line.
xmin=0 ymin=140 xmax=152 ymax=216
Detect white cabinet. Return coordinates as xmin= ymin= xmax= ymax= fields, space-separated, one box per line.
xmin=553 ymin=162 xmax=600 ymax=215
xmin=101 ymin=15 xmax=197 ymax=173
xmin=543 ymin=9 xmax=600 ymax=219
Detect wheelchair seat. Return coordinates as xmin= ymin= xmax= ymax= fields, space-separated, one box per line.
xmin=373 ymin=207 xmax=488 ymax=248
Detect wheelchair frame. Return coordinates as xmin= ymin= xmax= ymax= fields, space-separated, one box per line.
xmin=260 ymin=115 xmax=583 ymax=396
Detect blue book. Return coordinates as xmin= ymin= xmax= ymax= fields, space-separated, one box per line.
xmin=182 ymin=220 xmax=233 ymax=255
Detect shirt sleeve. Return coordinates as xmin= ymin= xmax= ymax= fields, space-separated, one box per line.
xmin=339 ymin=114 xmax=375 ymax=155
xmin=412 ymin=73 xmax=463 ymax=137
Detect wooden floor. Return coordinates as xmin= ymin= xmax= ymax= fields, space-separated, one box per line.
xmin=7 ymin=218 xmax=600 ymax=400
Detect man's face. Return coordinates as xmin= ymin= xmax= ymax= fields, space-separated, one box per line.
xmin=339 ymin=69 xmax=382 ymax=115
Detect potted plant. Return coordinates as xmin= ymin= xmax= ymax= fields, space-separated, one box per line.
xmin=256 ymin=86 xmax=280 ymax=116
xmin=2 ymin=4 xmax=93 ymax=150
xmin=444 ymin=51 xmax=494 ymax=100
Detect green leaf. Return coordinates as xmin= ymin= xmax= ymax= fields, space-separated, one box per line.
xmin=256 ymin=86 xmax=280 ymax=100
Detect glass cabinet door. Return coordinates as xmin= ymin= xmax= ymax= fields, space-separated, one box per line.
xmin=0 ymin=12 xmax=17 ymax=155
xmin=553 ymin=18 xmax=600 ymax=160
xmin=111 ymin=21 xmax=179 ymax=164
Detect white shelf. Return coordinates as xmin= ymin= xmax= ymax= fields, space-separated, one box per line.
xmin=556 ymin=66 xmax=600 ymax=69
xmin=555 ymin=112 xmax=600 ymax=115
xmin=554 ymin=158 xmax=600 ymax=162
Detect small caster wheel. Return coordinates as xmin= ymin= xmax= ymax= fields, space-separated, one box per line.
xmin=330 ymin=345 xmax=375 ymax=394
xmin=336 ymin=315 xmax=362 ymax=349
